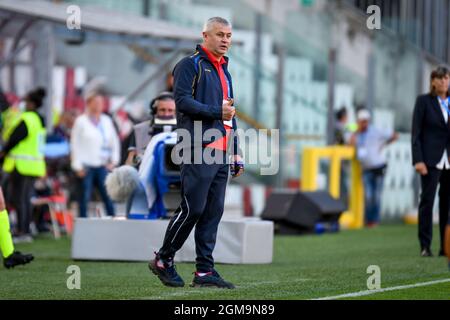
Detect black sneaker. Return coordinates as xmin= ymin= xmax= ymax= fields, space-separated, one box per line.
xmin=3 ymin=251 xmax=34 ymax=269
xmin=421 ymin=248 xmax=433 ymax=257
xmin=438 ymin=249 xmax=446 ymax=257
xmin=191 ymin=269 xmax=235 ymax=289
xmin=148 ymin=253 xmax=184 ymax=287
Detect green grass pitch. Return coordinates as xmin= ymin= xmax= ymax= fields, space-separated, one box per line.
xmin=1 ymin=225 xmax=449 ymax=300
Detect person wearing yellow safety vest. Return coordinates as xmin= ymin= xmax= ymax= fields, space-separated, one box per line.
xmin=0 ymin=88 xmax=47 ymax=242
xmin=0 ymin=186 xmax=33 ymax=268
xmin=0 ymin=90 xmax=22 ymax=146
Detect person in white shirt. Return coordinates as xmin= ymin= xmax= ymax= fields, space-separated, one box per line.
xmin=70 ymin=91 xmax=120 ymax=218
xmin=350 ymin=109 xmax=398 ymax=228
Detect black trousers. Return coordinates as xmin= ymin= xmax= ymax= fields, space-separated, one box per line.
xmin=7 ymin=170 xmax=35 ymax=235
xmin=418 ymin=167 xmax=450 ymax=251
xmin=158 ymin=159 xmax=229 ymax=272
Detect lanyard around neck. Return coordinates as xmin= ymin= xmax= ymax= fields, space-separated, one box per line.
xmin=89 ymin=115 xmax=108 ymax=146
xmin=438 ymin=97 xmax=450 ymax=116
xmin=225 ymin=73 xmax=231 ymax=99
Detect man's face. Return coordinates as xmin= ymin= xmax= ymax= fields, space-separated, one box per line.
xmin=156 ymin=99 xmax=176 ymax=119
xmin=203 ymin=23 xmax=232 ymax=58
xmin=432 ymin=74 xmax=450 ymax=95
xmin=87 ymin=95 xmax=104 ymax=114
xmin=358 ymin=119 xmax=369 ymax=132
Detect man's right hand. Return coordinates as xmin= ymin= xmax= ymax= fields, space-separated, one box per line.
xmin=222 ymin=99 xmax=235 ymax=121
xmin=76 ymin=169 xmax=86 ymax=178
xmin=415 ymin=162 xmax=428 ymax=176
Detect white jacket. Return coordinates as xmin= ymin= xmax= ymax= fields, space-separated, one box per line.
xmin=70 ymin=113 xmax=120 ymax=171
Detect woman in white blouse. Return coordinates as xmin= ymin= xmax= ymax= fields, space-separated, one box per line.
xmin=70 ymin=92 xmax=120 ymax=218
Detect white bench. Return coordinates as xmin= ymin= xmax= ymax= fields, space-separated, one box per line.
xmin=71 ymin=218 xmax=273 ymax=264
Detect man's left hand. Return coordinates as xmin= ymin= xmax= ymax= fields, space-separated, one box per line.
xmin=232 ymin=155 xmax=244 ymax=178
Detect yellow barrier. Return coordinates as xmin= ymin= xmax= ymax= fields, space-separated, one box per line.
xmin=301 ymin=146 xmax=364 ymax=229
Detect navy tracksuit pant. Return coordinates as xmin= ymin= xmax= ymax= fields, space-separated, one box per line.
xmin=418 ymin=167 xmax=450 ymax=251
xmin=158 ymin=152 xmax=229 ymax=272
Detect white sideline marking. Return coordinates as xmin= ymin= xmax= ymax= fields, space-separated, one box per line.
xmin=313 ymin=278 xmax=450 ymax=300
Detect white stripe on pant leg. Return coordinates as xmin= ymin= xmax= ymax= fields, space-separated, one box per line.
xmin=171 ymin=195 xmax=190 ymax=244
xmin=168 ymin=207 xmax=182 ymax=231
xmin=168 ymin=193 xmax=187 ymax=231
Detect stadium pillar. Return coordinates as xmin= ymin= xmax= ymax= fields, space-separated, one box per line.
xmin=8 ymin=18 xmax=35 ymax=95
xmin=142 ymin=0 xmax=150 ymax=16
xmin=327 ymin=48 xmax=336 ymax=145
xmin=44 ymin=24 xmax=55 ymax=134
xmin=367 ymin=52 xmax=376 ymax=112
xmin=158 ymin=0 xmax=168 ymax=20
xmin=33 ymin=22 xmax=55 ymax=133
xmin=253 ymin=12 xmax=262 ymax=124
xmin=275 ymin=44 xmax=285 ymax=188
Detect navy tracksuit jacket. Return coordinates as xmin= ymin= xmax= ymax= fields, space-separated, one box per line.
xmin=158 ymin=45 xmax=240 ymax=272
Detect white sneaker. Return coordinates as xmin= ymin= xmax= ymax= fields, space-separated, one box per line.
xmin=12 ymin=234 xmax=34 ymax=244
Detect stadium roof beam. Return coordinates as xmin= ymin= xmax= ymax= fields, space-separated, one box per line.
xmin=8 ymin=18 xmax=37 ymax=94
xmin=53 ymin=26 xmax=197 ymax=52
xmin=0 ymin=0 xmax=204 ymax=131
xmin=0 ymin=13 xmax=15 ymax=33
xmin=0 ymin=0 xmax=202 ymax=49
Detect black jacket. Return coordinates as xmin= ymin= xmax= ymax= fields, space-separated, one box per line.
xmin=173 ymin=45 xmax=240 ymax=155
xmin=412 ymin=93 xmax=450 ymax=166
xmin=2 ymin=111 xmax=45 ymax=154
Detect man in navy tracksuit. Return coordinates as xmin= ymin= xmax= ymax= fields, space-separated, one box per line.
xmin=149 ymin=17 xmax=243 ymax=289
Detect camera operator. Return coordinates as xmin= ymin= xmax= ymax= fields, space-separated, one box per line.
xmin=125 ymin=92 xmax=176 ymax=166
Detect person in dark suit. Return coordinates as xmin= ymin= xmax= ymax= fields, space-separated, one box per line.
xmin=412 ymin=66 xmax=450 ymax=257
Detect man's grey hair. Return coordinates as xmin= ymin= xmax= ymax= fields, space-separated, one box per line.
xmin=202 ymin=17 xmax=232 ymax=32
